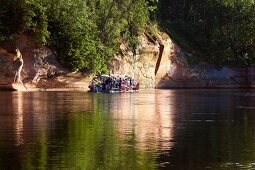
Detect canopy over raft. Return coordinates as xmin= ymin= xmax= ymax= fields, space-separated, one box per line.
xmin=88 ymin=74 xmax=139 ymax=93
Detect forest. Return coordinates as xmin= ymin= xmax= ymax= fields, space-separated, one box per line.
xmin=159 ymin=0 xmax=255 ymax=67
xmin=0 ymin=0 xmax=254 ymax=73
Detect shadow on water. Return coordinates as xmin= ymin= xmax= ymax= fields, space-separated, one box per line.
xmin=0 ymin=89 xmax=255 ymax=169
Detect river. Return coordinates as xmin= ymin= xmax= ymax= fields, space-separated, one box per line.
xmin=0 ymin=89 xmax=255 ymax=169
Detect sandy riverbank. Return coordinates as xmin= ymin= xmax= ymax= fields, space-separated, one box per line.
xmin=0 ymin=83 xmax=89 ymax=92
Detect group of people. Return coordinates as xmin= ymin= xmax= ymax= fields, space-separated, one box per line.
xmin=88 ymin=74 xmax=139 ymax=92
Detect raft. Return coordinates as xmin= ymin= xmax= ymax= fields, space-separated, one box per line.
xmin=88 ymin=74 xmax=139 ymax=93
xmin=88 ymin=89 xmax=139 ymax=93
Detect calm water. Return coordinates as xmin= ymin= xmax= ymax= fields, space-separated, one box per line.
xmin=1 ymin=89 xmax=255 ymax=170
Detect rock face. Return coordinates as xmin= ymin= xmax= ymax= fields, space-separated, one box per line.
xmin=0 ymin=35 xmax=90 ymax=91
xmin=110 ymin=32 xmax=254 ymax=88
xmin=156 ymin=45 xmax=252 ymax=88
xmin=0 ymin=33 xmax=254 ymax=91
xmin=158 ymin=64 xmax=247 ymax=88
xmin=0 ymin=49 xmax=16 ymax=85
xmin=110 ymin=32 xmax=172 ymax=88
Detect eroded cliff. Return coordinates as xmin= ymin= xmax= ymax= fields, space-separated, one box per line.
xmin=0 ymin=32 xmax=253 ymax=91
xmin=0 ymin=35 xmax=90 ymax=91
xmin=111 ymin=32 xmax=254 ymax=89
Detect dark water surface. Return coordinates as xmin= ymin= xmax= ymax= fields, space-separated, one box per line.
xmin=1 ymin=89 xmax=255 ymax=170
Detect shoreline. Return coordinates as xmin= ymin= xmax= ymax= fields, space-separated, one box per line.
xmin=1 ymin=83 xmax=255 ymax=92
xmin=0 ymin=83 xmax=88 ymax=92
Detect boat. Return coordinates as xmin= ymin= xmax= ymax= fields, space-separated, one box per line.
xmin=88 ymin=74 xmax=139 ymax=93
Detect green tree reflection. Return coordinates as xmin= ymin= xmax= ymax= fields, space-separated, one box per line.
xmin=18 ymin=94 xmax=157 ymax=170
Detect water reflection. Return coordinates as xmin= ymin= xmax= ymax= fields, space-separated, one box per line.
xmin=1 ymin=90 xmax=255 ymax=169
xmin=107 ymin=91 xmax=175 ymax=151
xmin=15 ymin=92 xmax=24 ymax=146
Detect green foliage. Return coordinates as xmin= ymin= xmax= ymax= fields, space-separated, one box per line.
xmin=0 ymin=0 xmax=15 ymax=41
xmin=0 ymin=0 xmax=154 ymax=73
xmin=1 ymin=0 xmax=254 ymax=70
xmin=22 ymin=0 xmax=50 ymax=44
xmin=0 ymin=0 xmax=49 ymax=44
xmin=158 ymin=0 xmax=255 ymax=67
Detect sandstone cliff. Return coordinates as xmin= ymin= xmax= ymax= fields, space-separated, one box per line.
xmin=111 ymin=32 xmax=253 ymax=89
xmin=0 ymin=33 xmax=253 ymax=91
xmin=110 ymin=32 xmax=173 ymax=88
xmin=0 ymin=35 xmax=90 ymax=91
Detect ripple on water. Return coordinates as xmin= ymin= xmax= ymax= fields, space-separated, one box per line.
xmin=1 ymin=90 xmax=255 ymax=170
xmin=191 ymin=112 xmax=220 ymax=115
xmin=221 ymin=162 xmax=255 ymax=169
xmin=237 ymin=106 xmax=255 ymax=109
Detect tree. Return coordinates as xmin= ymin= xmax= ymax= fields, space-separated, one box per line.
xmin=0 ymin=0 xmax=154 ymax=73
xmin=158 ymin=0 xmax=255 ymax=67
